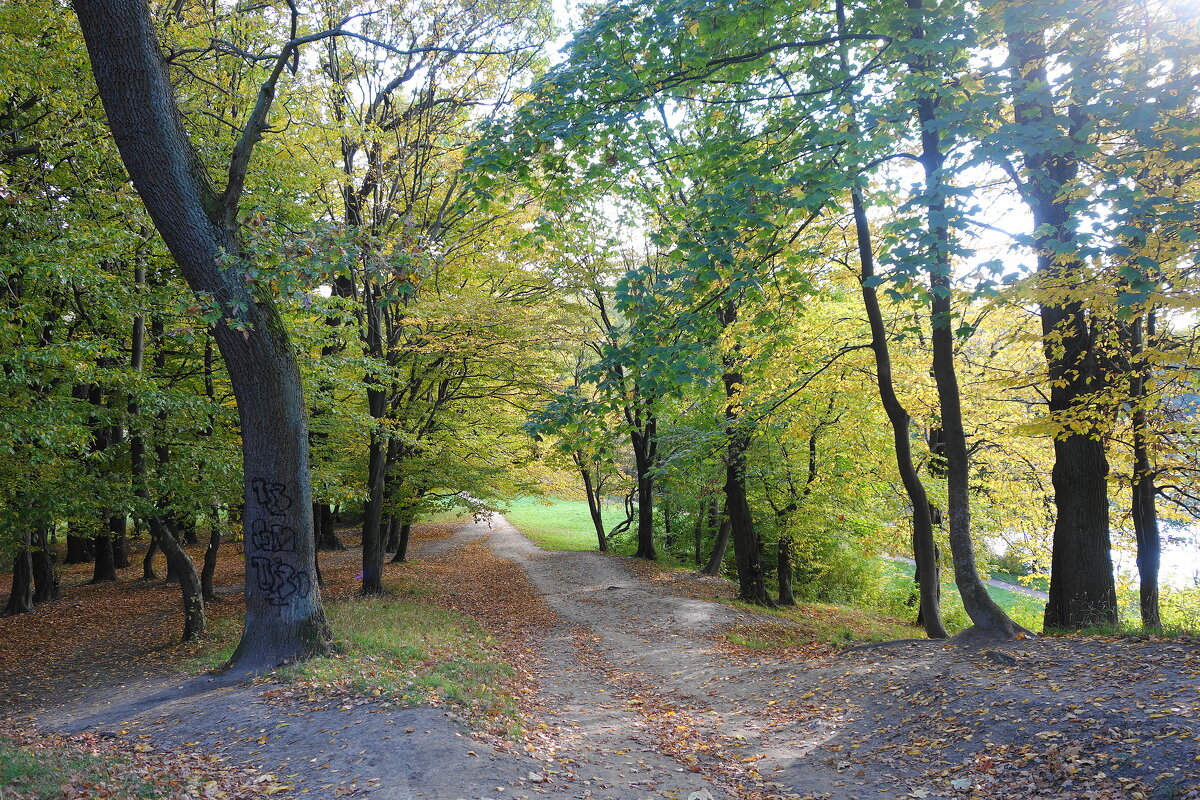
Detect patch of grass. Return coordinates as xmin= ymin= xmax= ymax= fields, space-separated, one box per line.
xmin=181 ymin=614 xmax=242 ymax=672
xmin=989 ymin=569 xmax=1050 ymax=593
xmin=728 ymin=600 xmax=919 ymax=650
xmin=185 ymin=584 xmax=517 ymax=729
xmin=876 ymin=559 xmax=1045 ymax=633
xmin=278 ymin=590 xmax=516 ymax=722
xmin=501 ymin=496 xmax=624 ymax=551
xmin=0 ymin=732 xmax=159 ymax=799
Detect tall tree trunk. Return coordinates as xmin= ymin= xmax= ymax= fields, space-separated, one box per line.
xmin=361 ymin=428 xmax=391 ymax=595
xmin=631 ymin=424 xmax=657 ymax=560
xmin=64 ymin=534 xmax=93 ymax=564
xmin=31 ymin=526 xmax=59 ymax=603
xmin=719 ymin=302 xmax=772 ymax=606
xmin=701 ymin=514 xmax=731 ymax=577
xmin=73 ymin=0 xmax=330 ymax=671
xmin=390 ymin=523 xmax=412 ymax=564
xmin=201 ymin=527 xmax=222 ymax=604
xmin=777 ymin=534 xmax=795 ymax=606
xmin=315 ymin=504 xmax=345 ymax=551
xmin=579 ymin=462 xmax=607 ymax=552
xmin=1005 ymin=16 xmax=1117 ymax=631
xmin=5 ymin=531 xmax=34 ymax=615
xmin=91 ymin=533 xmax=117 ymax=584
xmin=150 ymin=518 xmax=205 ymax=640
xmin=1129 ymin=312 xmax=1161 ymax=630
xmin=908 ymin=0 xmax=1023 ymax=639
xmin=837 ymin=0 xmax=945 ymax=638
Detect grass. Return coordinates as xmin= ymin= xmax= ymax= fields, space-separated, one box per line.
xmin=727 ymin=601 xmax=920 ymax=650
xmin=188 ymin=583 xmax=517 ymax=728
xmin=878 ymin=559 xmax=1046 ymax=633
xmin=0 ymin=731 xmax=159 ymax=799
xmin=500 ymin=496 xmax=624 ymax=551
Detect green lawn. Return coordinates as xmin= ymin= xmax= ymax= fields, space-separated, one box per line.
xmin=500 ymin=496 xmax=624 ymax=551
xmin=880 ymin=559 xmax=1045 ymax=632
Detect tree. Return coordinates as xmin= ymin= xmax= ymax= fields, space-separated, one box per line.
xmin=72 ymin=0 xmax=330 ymax=671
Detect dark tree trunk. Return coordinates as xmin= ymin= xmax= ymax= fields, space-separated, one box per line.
xmin=65 ymin=534 xmax=93 ymax=564
xmin=314 ymin=504 xmax=345 ymax=551
xmin=201 ymin=528 xmax=221 ymax=603
xmin=31 ymin=526 xmax=59 ymax=603
xmin=164 ymin=522 xmax=181 ymax=585
xmin=112 ymin=517 xmax=130 ymax=569
xmin=724 ymin=432 xmax=773 ymax=606
xmin=1129 ymin=313 xmax=1161 ymax=630
xmin=6 ymin=534 xmax=34 ymax=615
xmin=701 ymin=515 xmax=731 ymax=577
xmin=631 ymin=423 xmax=657 ymax=560
xmin=777 ymin=535 xmax=795 ymax=606
xmin=720 ymin=301 xmax=772 ymax=606
xmin=180 ymin=519 xmax=200 ymax=546
xmin=390 ymin=523 xmax=412 ymax=563
xmin=91 ymin=529 xmax=118 ymax=584
xmin=73 ymin=0 xmax=330 ymax=671
xmin=361 ymin=429 xmax=392 ymax=595
xmin=142 ymin=535 xmax=159 ymax=581
xmin=385 ymin=515 xmax=400 ymax=552
xmin=579 ymin=463 xmax=607 ymax=552
xmin=150 ymin=517 xmax=205 ymax=640
xmin=839 ymin=0 xmax=945 ymax=640
xmin=909 ymin=0 xmax=1023 ymax=639
xmin=1005 ymin=17 xmax=1117 ymax=632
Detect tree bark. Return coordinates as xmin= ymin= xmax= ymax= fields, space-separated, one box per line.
xmin=31 ymin=526 xmax=59 ymax=603
xmin=701 ymin=514 xmax=731 ymax=576
xmin=1129 ymin=313 xmax=1161 ymax=630
xmin=908 ymin=0 xmax=1023 ymax=639
xmin=390 ymin=523 xmax=412 ymax=563
xmin=5 ymin=531 xmax=34 ymax=615
xmin=777 ymin=535 xmax=795 ymax=606
xmin=73 ymin=0 xmax=331 ymax=671
xmin=201 ymin=527 xmax=222 ymax=603
xmin=150 ymin=518 xmax=205 ymax=640
xmin=631 ymin=422 xmax=657 ymax=559
xmin=1005 ymin=20 xmax=1117 ymax=630
xmin=579 ymin=463 xmax=607 ymax=552
xmin=64 ymin=534 xmax=93 ymax=564
xmin=837 ymin=0 xmax=945 ymax=638
xmin=718 ymin=301 xmax=772 ymax=606
xmin=315 ymin=504 xmax=345 ymax=551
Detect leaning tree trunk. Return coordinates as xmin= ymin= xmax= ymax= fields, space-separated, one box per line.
xmin=908 ymin=0 xmax=1023 ymax=639
xmin=73 ymin=0 xmax=330 ymax=672
xmin=1005 ymin=17 xmax=1117 ymax=632
xmin=701 ymin=515 xmax=732 ymax=577
xmin=150 ymin=518 xmax=205 ymax=640
xmin=838 ymin=0 xmax=946 ymax=640
xmin=579 ymin=463 xmax=607 ymax=552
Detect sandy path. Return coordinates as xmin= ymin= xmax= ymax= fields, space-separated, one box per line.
xmin=37 ymin=517 xmax=1200 ymax=800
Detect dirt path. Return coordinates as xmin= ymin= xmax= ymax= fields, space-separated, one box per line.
xmin=20 ymin=517 xmax=1200 ymax=800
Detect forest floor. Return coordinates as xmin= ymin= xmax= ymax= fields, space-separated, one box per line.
xmin=1 ymin=517 xmax=1198 ymax=800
